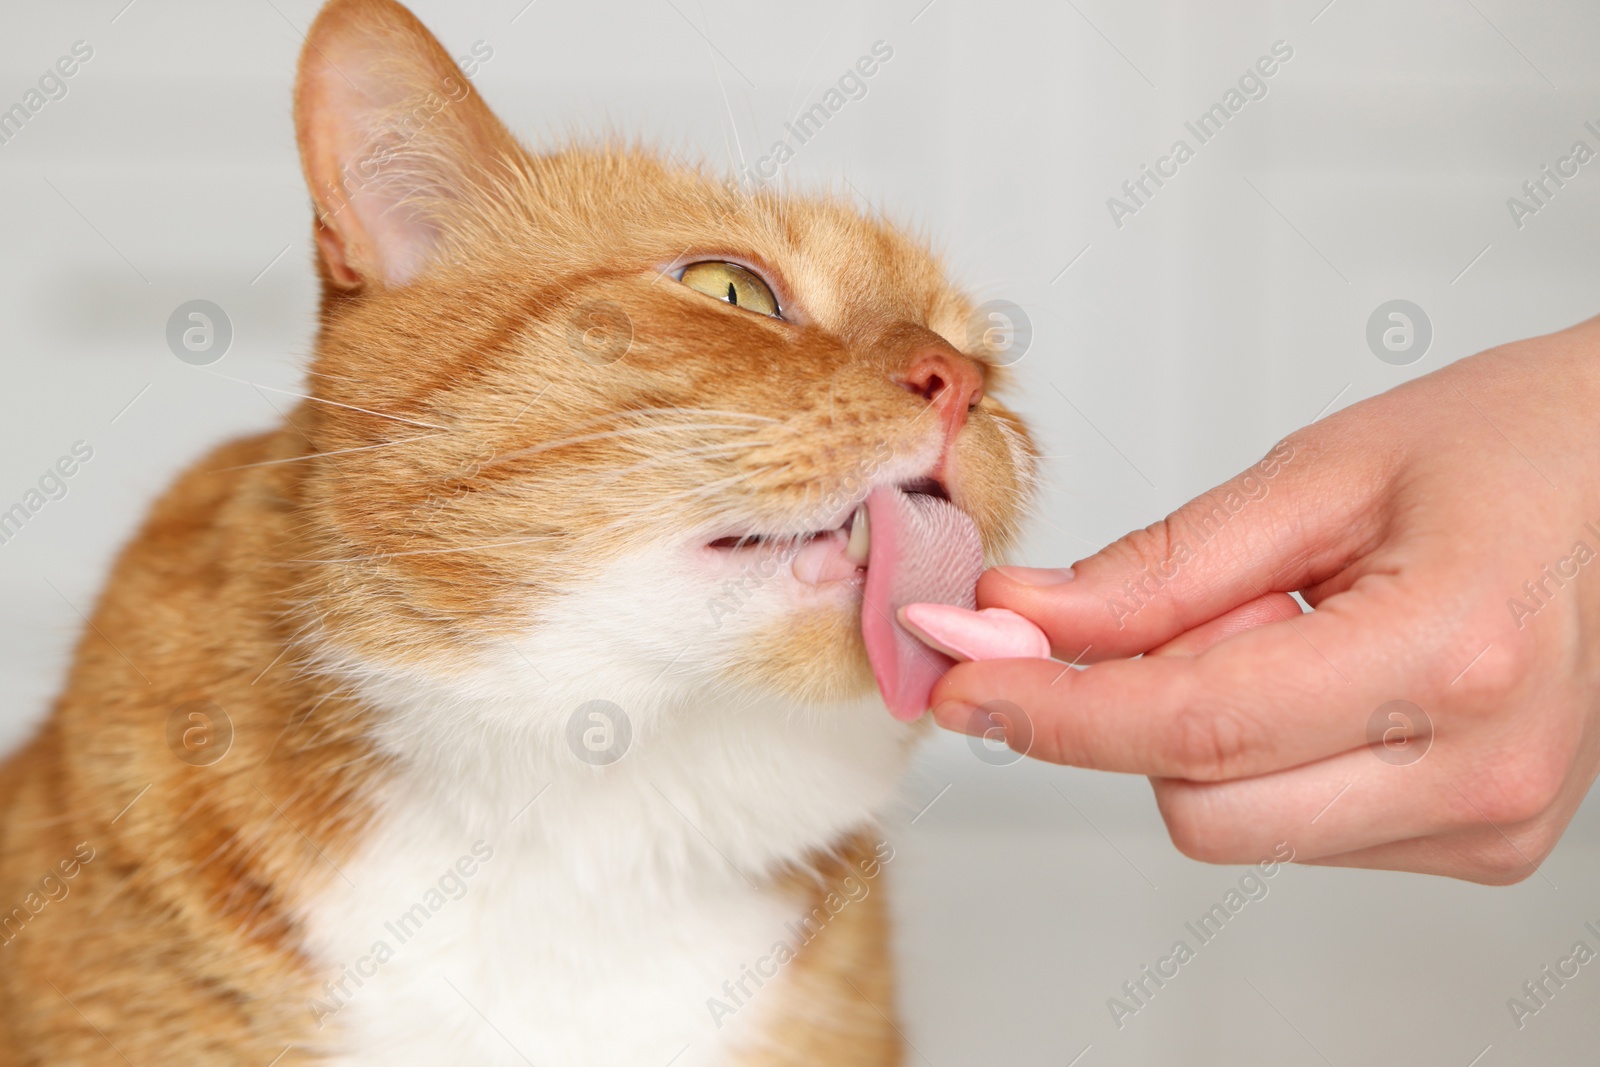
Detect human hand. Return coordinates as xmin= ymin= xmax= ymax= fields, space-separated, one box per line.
xmin=930 ymin=314 xmax=1600 ymax=884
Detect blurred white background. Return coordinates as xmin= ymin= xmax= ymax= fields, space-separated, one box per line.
xmin=2 ymin=0 xmax=1598 ymax=1063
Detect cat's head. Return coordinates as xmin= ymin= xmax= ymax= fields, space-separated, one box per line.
xmin=287 ymin=0 xmax=1035 ymax=720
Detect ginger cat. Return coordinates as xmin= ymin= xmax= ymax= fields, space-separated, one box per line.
xmin=0 ymin=1 xmax=1035 ymax=1063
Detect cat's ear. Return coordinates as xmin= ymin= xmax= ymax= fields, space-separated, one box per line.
xmin=294 ymin=0 xmax=519 ymax=289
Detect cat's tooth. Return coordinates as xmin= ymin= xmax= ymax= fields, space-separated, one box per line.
xmin=845 ymin=505 xmax=870 ymax=566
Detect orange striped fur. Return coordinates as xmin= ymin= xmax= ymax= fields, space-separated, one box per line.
xmin=0 ymin=2 xmax=1034 ymax=1063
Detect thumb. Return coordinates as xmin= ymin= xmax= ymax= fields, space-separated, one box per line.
xmin=984 ymin=435 xmax=1382 ymax=660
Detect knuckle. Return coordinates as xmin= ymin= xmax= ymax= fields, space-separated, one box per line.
xmin=1463 ymin=824 xmax=1560 ymax=885
xmin=1156 ymin=785 xmax=1233 ymax=864
xmin=1165 ymin=701 xmax=1261 ymax=781
xmin=1167 ymin=823 xmax=1229 ymax=865
xmin=1130 ymin=515 xmax=1182 ymax=571
xmin=1465 ymin=849 xmax=1534 ymax=886
xmin=1091 ymin=519 xmax=1188 ymax=634
xmin=1444 ymin=633 xmax=1532 ymax=711
xmin=1103 ymin=517 xmax=1184 ymax=589
xmin=1034 ymin=704 xmax=1084 ymax=768
xmin=1469 ymin=747 xmax=1570 ymax=825
xmin=1517 ymin=821 xmax=1564 ymax=867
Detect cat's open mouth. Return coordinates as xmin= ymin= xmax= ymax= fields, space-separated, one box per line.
xmin=704 ymin=477 xmax=983 ymax=719
xmin=705 ymin=478 xmax=950 ymax=567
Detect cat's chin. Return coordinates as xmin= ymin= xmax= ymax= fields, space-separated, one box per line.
xmin=733 ymin=601 xmax=882 ymax=706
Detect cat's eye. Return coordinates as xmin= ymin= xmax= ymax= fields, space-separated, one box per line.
xmin=678 ymin=261 xmax=780 ymax=318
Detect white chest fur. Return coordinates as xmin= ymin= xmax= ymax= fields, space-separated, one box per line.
xmin=299 ymin=616 xmax=912 ymax=1066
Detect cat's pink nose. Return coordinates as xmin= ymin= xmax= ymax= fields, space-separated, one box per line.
xmin=897 ymin=347 xmax=984 ymax=437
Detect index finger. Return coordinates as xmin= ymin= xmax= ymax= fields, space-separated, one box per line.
xmin=929 ymin=587 xmax=1443 ymax=780
xmin=979 ymin=427 xmax=1391 ymax=663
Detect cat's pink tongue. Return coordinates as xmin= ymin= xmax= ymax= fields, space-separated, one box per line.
xmin=861 ymin=486 xmax=985 ymax=720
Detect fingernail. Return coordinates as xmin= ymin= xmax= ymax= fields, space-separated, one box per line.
xmin=931 ymin=700 xmax=983 ymax=735
xmin=994 ymin=566 xmax=1075 ymax=587
xmin=900 ymin=603 xmax=1052 ymax=662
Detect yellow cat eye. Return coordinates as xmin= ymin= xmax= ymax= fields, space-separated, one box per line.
xmin=678 ymin=261 xmax=781 ymax=318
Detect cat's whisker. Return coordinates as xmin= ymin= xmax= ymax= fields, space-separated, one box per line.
xmin=465 ymin=443 xmax=763 ymax=502
xmin=288 ymin=535 xmax=559 ymax=565
xmin=257 ymin=690 xmax=337 ymax=768
xmin=17 ymin=0 xmax=1051 ymax=1047
xmin=500 ymin=408 xmax=781 ymax=447
xmin=590 ymin=443 xmax=763 ymax=484
xmin=608 ymin=478 xmax=761 ymax=520
xmin=632 ymin=438 xmax=766 ymax=459
xmin=610 ymin=406 xmax=780 ymax=424
xmin=200 ymin=369 xmax=451 ymax=431
xmin=500 ymin=406 xmax=779 ymax=430
xmin=484 ymin=423 xmax=769 ymax=467
xmin=209 ymin=434 xmax=447 ymax=472
xmin=583 ymin=468 xmax=779 ymax=535
xmin=695 ymin=14 xmax=748 ymax=183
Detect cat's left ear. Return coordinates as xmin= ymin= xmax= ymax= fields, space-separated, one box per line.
xmin=294 ymin=0 xmax=520 ymax=289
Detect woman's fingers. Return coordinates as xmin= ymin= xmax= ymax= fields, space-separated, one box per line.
xmin=1148 ymin=740 xmax=1524 ymax=866
xmin=977 ymin=426 xmax=1389 ymax=663
xmin=932 ymin=580 xmax=1437 ymax=781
